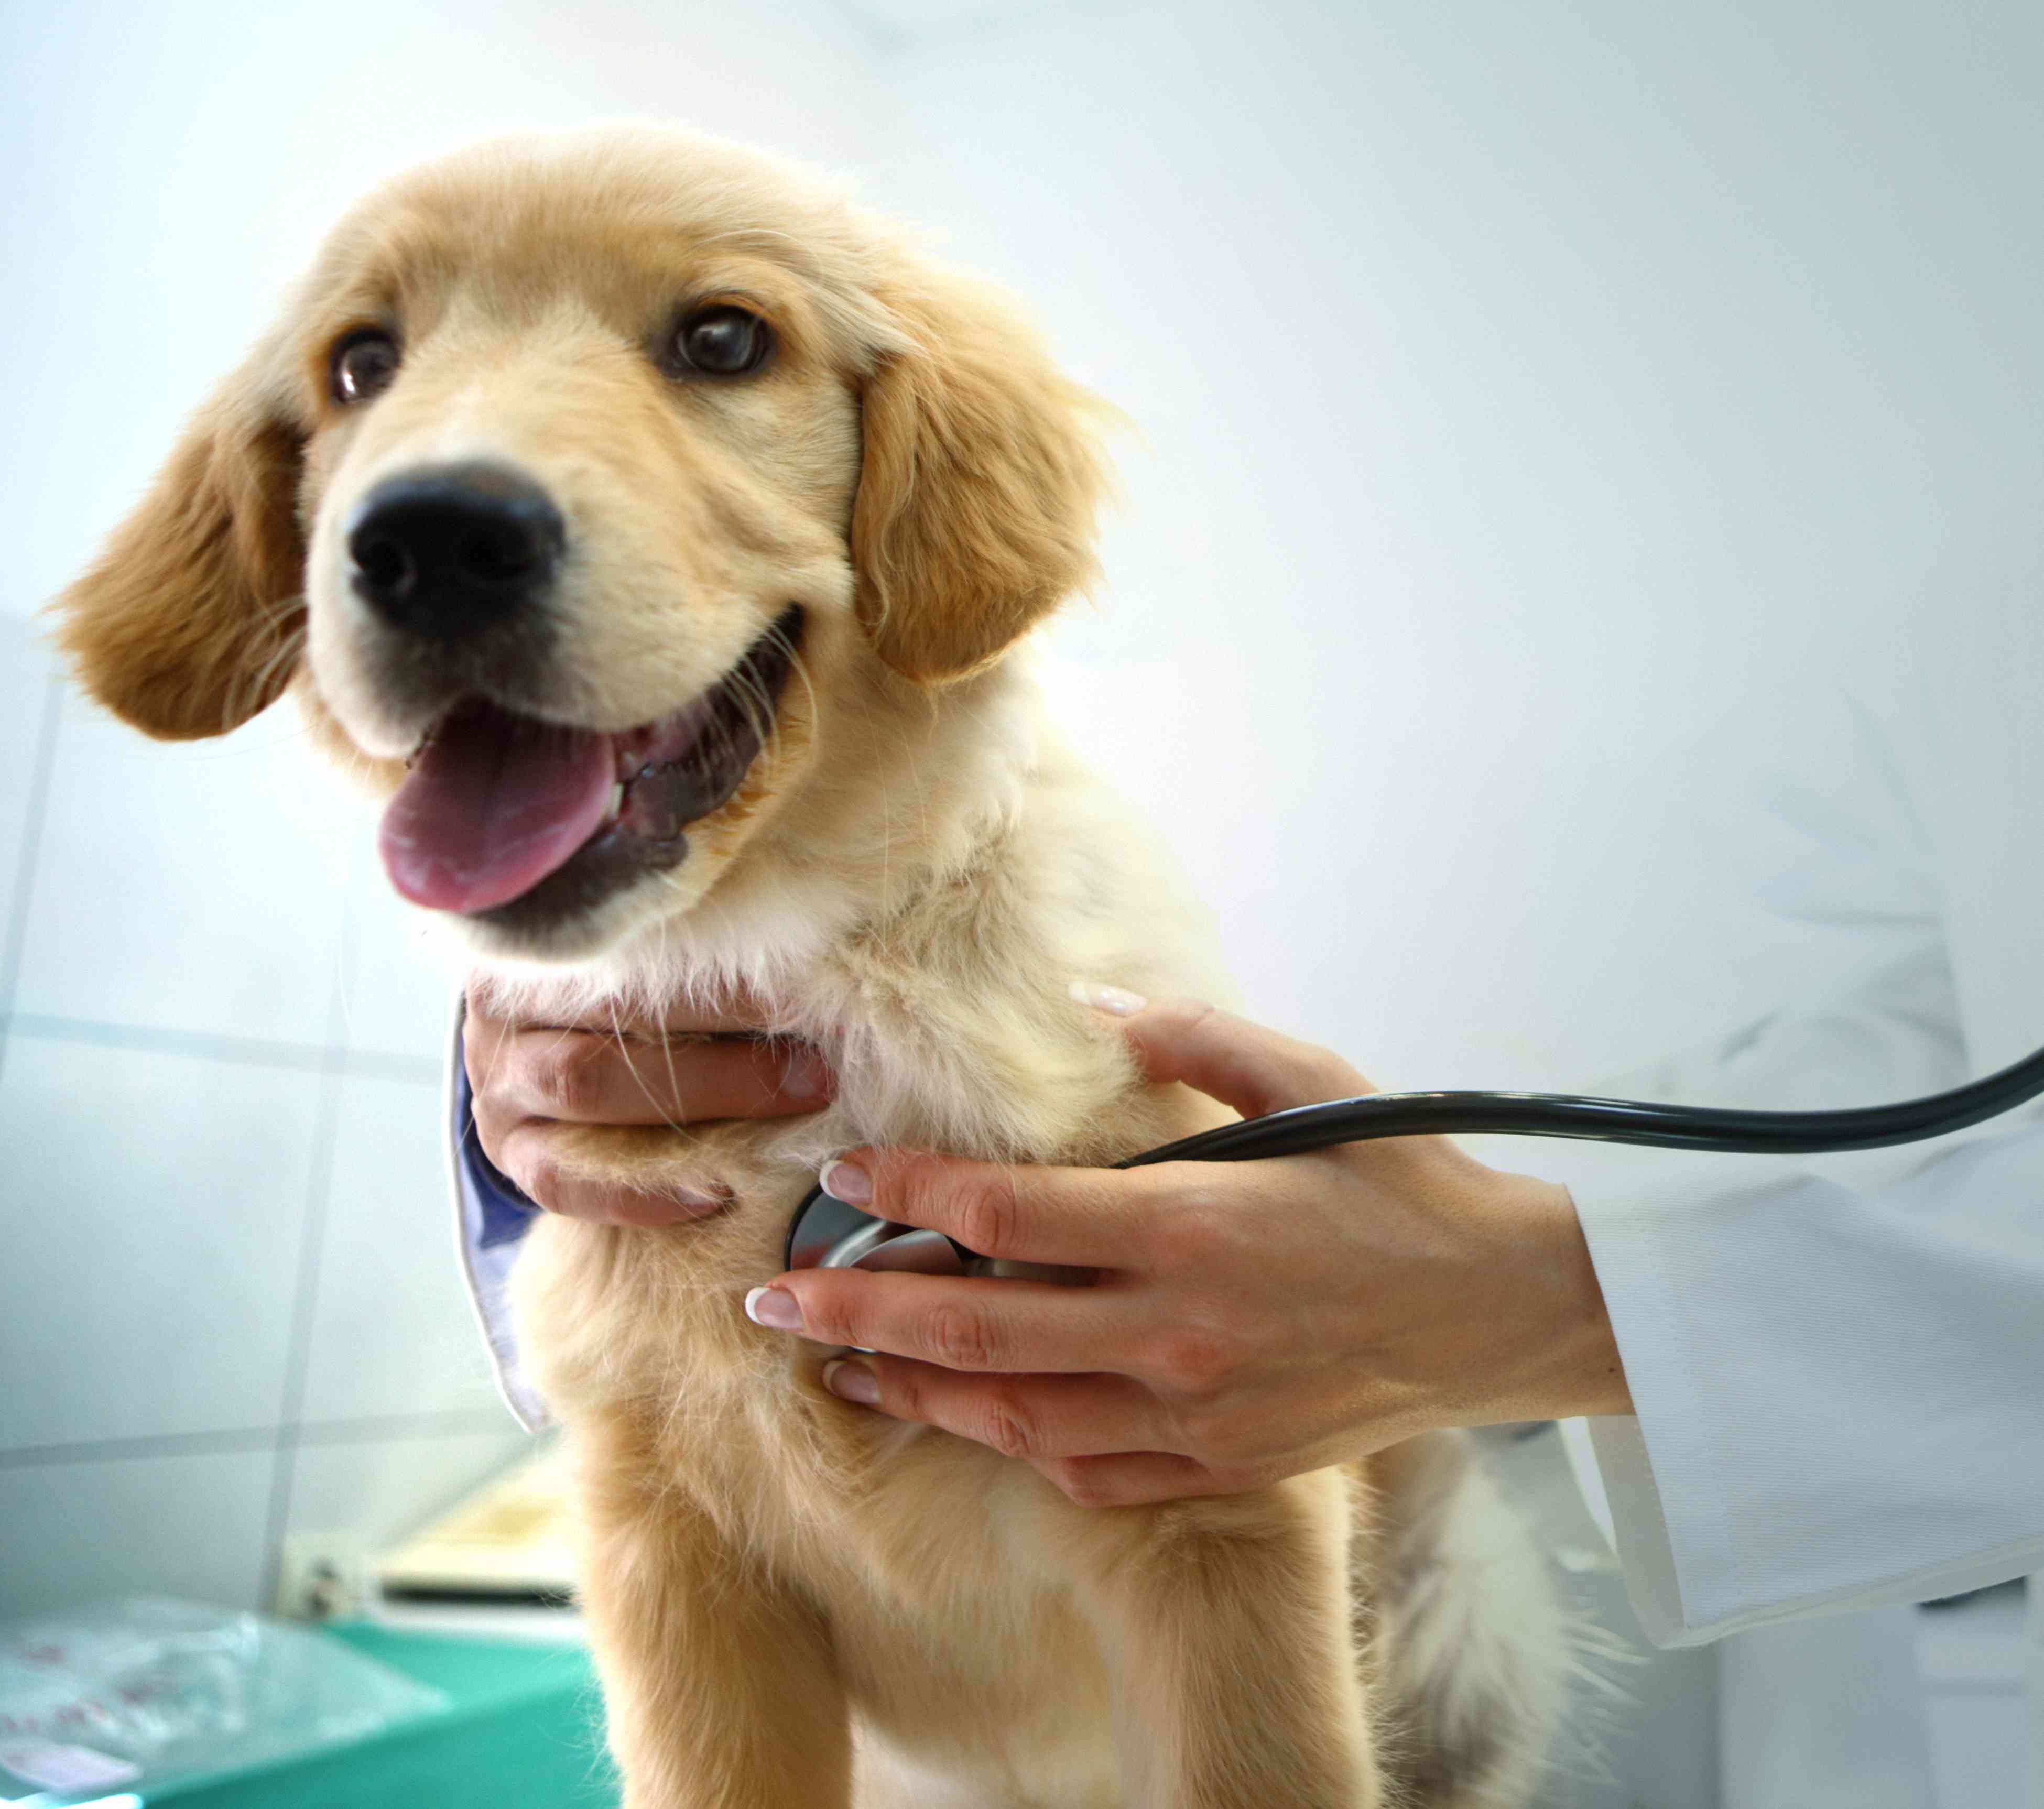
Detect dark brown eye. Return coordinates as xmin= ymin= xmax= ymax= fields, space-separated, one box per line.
xmin=332 ymin=331 xmax=399 ymax=403
xmin=673 ymin=307 xmax=771 ymax=376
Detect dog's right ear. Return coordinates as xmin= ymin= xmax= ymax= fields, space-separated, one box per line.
xmin=53 ymin=350 xmax=308 ymax=740
xmin=850 ymin=263 xmax=1113 ymax=687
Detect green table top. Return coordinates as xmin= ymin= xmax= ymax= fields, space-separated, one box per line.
xmin=140 ymin=1623 xmax=613 ymax=1809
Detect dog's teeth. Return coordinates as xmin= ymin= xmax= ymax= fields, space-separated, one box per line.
xmin=604 ymin=780 xmax=625 ymax=823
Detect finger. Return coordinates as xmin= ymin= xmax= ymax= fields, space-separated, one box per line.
xmin=465 ymin=974 xmax=776 ymax=1040
xmin=820 ymin=1358 xmax=1172 ymax=1461
xmin=1112 ymin=997 xmax=1375 ymax=1119
xmin=463 ymin=986 xmax=521 ymax=1100
xmin=757 ymin=1268 xmax=1142 ymax=1375
xmin=493 ymin=1027 xmax=832 ymax=1126
xmin=814 ymin=1149 xmax=1161 ymax=1268
xmin=494 ymin=1124 xmax=732 ymax=1225
xmin=1033 ymin=1450 xmax=1264 ymax=1509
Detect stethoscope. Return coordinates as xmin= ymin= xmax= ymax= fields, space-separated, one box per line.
xmin=786 ymin=1036 xmax=2044 ymax=1274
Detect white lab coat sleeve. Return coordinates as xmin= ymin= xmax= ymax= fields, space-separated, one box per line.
xmin=1535 ymin=691 xmax=2044 ymax=1645
xmin=1560 ymin=1099 xmax=2044 ymax=1648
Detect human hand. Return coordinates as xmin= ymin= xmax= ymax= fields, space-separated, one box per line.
xmin=743 ymin=995 xmax=1631 ymax=1506
xmin=463 ymin=979 xmax=834 ymax=1225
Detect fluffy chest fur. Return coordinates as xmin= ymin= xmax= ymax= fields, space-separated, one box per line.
xmin=496 ymin=672 xmax=1234 ymax=1801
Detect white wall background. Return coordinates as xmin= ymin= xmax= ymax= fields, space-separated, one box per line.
xmin=876 ymin=0 xmax=2044 ymax=1089
xmin=3 ymin=2 xmax=2039 ymax=1802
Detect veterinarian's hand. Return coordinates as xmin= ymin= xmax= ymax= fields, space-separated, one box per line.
xmin=747 ymin=995 xmax=1631 ymax=1507
xmin=464 ymin=981 xmax=834 ymax=1226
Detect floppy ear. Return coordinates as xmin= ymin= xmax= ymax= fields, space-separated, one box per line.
xmin=53 ymin=351 xmax=308 ymax=740
xmin=851 ymin=267 xmax=1112 ymax=685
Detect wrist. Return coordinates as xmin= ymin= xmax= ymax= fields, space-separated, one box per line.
xmin=1487 ymin=1172 xmax=1634 ymax=1424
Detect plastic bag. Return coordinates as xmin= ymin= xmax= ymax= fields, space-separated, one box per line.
xmin=0 ymin=1597 xmax=445 ymax=1803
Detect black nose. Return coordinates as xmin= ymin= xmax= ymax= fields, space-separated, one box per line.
xmin=346 ymin=462 xmax=565 ymax=640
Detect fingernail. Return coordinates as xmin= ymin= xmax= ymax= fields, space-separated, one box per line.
xmin=783 ymin=1047 xmax=834 ymax=1104
xmin=823 ymin=1359 xmax=879 ymax=1406
xmin=819 ymin=1157 xmax=872 ymax=1205
xmin=1068 ymin=980 xmax=1147 ymax=1017
xmin=744 ymin=1285 xmax=804 ymax=1332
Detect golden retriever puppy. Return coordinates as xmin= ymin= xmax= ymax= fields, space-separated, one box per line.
xmin=57 ymin=127 xmax=1564 ymax=1807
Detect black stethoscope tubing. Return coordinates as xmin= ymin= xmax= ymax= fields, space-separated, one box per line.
xmin=786 ymin=1037 xmax=2044 ymax=1270
xmin=1115 ymin=1036 xmax=2044 ymax=1166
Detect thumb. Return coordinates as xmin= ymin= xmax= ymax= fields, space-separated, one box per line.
xmin=1090 ymin=994 xmax=1376 ymax=1120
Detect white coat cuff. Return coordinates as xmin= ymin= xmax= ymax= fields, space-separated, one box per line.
xmin=1562 ymin=1149 xmax=1750 ymax=1647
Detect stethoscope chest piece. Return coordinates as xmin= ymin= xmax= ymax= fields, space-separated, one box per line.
xmin=784 ymin=1182 xmax=982 ymax=1274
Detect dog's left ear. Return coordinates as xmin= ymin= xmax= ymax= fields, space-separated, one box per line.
xmin=852 ymin=266 xmax=1112 ymax=685
xmin=53 ymin=345 xmax=308 ymax=740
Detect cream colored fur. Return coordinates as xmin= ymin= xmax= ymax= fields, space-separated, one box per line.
xmin=56 ymin=126 xmax=1564 ymax=1808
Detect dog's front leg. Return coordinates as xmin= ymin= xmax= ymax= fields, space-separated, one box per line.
xmin=1071 ymin=1468 xmax=1380 ymax=1809
xmin=573 ymin=1404 xmax=850 ymax=1809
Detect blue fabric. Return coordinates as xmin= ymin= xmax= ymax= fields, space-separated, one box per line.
xmin=451 ymin=1015 xmax=549 ymax=1431
xmin=454 ymin=1043 xmax=540 ymax=1250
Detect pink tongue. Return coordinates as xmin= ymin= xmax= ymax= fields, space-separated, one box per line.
xmin=379 ymin=704 xmax=616 ymax=913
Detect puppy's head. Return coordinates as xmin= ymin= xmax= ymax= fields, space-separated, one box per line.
xmin=56 ymin=129 xmax=1108 ymax=960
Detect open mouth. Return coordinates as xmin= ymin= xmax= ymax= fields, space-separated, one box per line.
xmin=378 ymin=606 xmax=804 ymax=925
